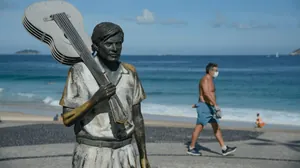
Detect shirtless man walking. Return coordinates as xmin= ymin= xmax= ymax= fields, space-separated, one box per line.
xmin=187 ymin=62 xmax=237 ymax=156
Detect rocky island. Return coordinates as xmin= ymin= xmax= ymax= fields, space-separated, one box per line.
xmin=15 ymin=49 xmax=40 ymax=55
xmin=289 ymin=48 xmax=300 ymax=56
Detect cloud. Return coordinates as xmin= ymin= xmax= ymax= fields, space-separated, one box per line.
xmin=124 ymin=9 xmax=187 ymax=25
xmin=210 ymin=13 xmax=275 ymax=30
xmin=136 ymin=9 xmax=155 ymax=24
xmin=231 ymin=22 xmax=276 ymax=29
xmin=159 ymin=19 xmax=188 ymax=25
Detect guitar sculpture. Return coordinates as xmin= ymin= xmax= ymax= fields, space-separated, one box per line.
xmin=22 ymin=0 xmax=128 ymax=123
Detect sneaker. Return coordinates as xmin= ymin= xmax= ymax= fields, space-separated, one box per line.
xmin=222 ymin=146 xmax=237 ymax=156
xmin=187 ymin=147 xmax=201 ymax=156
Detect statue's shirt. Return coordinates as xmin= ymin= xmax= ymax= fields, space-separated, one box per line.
xmin=59 ymin=57 xmax=146 ymax=140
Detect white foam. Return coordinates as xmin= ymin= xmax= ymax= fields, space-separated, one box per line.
xmin=43 ymin=96 xmax=53 ymax=104
xmin=137 ymin=66 xmax=300 ymax=73
xmin=16 ymin=92 xmax=35 ymax=98
xmin=43 ymin=96 xmax=60 ymax=107
xmin=141 ymin=103 xmax=300 ymax=126
xmin=131 ymin=61 xmax=190 ymax=64
xmin=49 ymin=100 xmax=60 ymax=106
xmin=40 ymin=98 xmax=300 ymax=126
xmin=0 ymin=88 xmax=3 ymax=93
xmin=11 ymin=62 xmax=67 ymax=69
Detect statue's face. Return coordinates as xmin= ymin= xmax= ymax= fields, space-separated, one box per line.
xmin=97 ymin=33 xmax=123 ymax=62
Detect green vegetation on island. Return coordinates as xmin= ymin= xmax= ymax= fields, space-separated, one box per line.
xmin=15 ymin=49 xmax=40 ymax=54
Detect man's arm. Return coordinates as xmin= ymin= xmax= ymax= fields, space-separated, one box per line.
xmin=132 ymin=103 xmax=150 ymax=168
xmin=202 ymin=78 xmax=217 ymax=106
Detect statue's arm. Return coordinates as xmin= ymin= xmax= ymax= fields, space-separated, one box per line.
xmin=61 ymin=100 xmax=96 ymax=127
xmin=60 ymin=65 xmax=115 ymax=127
xmin=60 ymin=66 xmax=97 ymax=127
xmin=122 ymin=62 xmax=150 ymax=167
xmin=133 ymin=103 xmax=150 ymax=168
xmin=61 ymin=83 xmax=115 ymax=127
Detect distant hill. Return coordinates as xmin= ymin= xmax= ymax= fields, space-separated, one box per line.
xmin=289 ymin=48 xmax=300 ymax=56
xmin=15 ymin=49 xmax=40 ymax=54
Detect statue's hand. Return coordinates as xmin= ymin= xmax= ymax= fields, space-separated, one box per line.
xmin=140 ymin=157 xmax=151 ymax=168
xmin=91 ymin=83 xmax=116 ymax=103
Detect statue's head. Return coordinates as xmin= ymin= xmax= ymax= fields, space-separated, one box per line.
xmin=91 ymin=22 xmax=124 ymax=62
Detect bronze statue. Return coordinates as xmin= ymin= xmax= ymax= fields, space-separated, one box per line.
xmin=22 ymin=1 xmax=150 ymax=167
xmin=59 ymin=22 xmax=151 ymax=168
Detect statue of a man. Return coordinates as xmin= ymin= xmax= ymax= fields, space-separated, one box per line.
xmin=59 ymin=22 xmax=151 ymax=168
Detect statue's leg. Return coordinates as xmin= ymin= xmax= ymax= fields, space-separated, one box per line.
xmin=112 ymin=144 xmax=137 ymax=168
xmin=71 ymin=143 xmax=137 ymax=168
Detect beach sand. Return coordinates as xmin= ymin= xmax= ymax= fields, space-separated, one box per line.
xmin=1 ymin=111 xmax=300 ymax=168
xmin=0 ymin=112 xmax=54 ymax=122
xmin=1 ymin=111 xmax=299 ymax=132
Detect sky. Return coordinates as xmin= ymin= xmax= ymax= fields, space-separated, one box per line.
xmin=0 ymin=0 xmax=300 ymax=55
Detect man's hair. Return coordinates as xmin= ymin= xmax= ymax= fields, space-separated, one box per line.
xmin=206 ymin=62 xmax=218 ymax=74
xmin=91 ymin=22 xmax=124 ymax=45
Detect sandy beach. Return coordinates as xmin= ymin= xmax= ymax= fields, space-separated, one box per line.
xmin=1 ymin=111 xmax=300 ymax=168
xmin=1 ymin=111 xmax=300 ymax=132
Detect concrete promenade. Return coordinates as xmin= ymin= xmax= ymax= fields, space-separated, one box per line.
xmin=0 ymin=121 xmax=300 ymax=168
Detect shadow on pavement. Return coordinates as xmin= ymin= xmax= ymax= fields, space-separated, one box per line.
xmin=247 ymin=137 xmax=300 ymax=153
xmin=184 ymin=141 xmax=221 ymax=155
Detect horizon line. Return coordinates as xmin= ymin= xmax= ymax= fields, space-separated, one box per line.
xmin=0 ymin=53 xmax=291 ymax=56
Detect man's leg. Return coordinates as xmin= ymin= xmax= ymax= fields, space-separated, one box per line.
xmin=211 ymin=122 xmax=225 ymax=147
xmin=187 ymin=124 xmax=204 ymax=156
xmin=187 ymin=102 xmax=208 ymax=156
xmin=211 ymin=122 xmax=237 ymax=156
xmin=190 ymin=124 xmax=204 ymax=148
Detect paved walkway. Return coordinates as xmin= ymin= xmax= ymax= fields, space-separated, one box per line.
xmin=1 ymin=131 xmax=300 ymax=168
xmin=0 ymin=122 xmax=300 ymax=168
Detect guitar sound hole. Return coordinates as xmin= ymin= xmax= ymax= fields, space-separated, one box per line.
xmin=64 ymin=34 xmax=68 ymax=39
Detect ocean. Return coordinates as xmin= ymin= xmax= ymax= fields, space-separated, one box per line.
xmin=0 ymin=54 xmax=299 ymax=125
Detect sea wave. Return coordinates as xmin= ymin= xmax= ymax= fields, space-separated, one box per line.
xmin=0 ymin=74 xmax=66 ymax=81
xmin=43 ymin=96 xmax=60 ymax=107
xmin=7 ymin=95 xmax=300 ymax=126
xmin=141 ymin=103 xmax=300 ymax=126
xmin=146 ymin=91 xmax=194 ymax=96
xmin=42 ymin=100 xmax=300 ymax=125
xmin=136 ymin=66 xmax=300 ymax=73
xmin=130 ymin=60 xmax=191 ymax=64
xmin=16 ymin=93 xmax=35 ymax=98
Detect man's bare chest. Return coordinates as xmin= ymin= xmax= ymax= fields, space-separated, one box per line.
xmin=211 ymin=84 xmax=216 ymax=92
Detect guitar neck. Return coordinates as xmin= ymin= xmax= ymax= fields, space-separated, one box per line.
xmin=51 ymin=12 xmax=110 ymax=86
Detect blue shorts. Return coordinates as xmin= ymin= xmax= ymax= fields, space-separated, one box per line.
xmin=195 ymin=102 xmax=219 ymax=126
